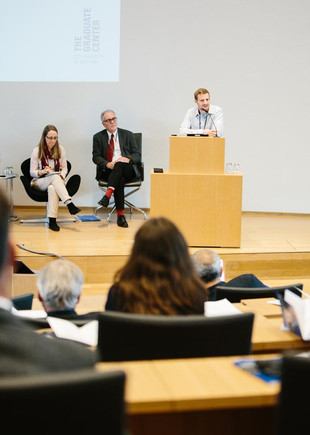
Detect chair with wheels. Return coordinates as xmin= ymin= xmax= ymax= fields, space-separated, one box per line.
xmin=95 ymin=132 xmax=146 ymax=222
xmin=97 ymin=311 xmax=254 ymax=362
xmin=19 ymin=158 xmax=81 ymax=225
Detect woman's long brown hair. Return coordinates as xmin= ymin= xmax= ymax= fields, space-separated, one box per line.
xmin=37 ymin=125 xmax=61 ymax=159
xmin=113 ymin=217 xmax=207 ymax=315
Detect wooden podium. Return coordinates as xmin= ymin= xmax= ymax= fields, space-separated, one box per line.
xmin=150 ymin=136 xmax=242 ymax=247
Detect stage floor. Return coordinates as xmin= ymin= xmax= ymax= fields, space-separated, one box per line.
xmin=10 ymin=206 xmax=310 ymax=287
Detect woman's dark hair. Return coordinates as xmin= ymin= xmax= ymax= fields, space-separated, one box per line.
xmin=113 ymin=217 xmax=206 ymax=315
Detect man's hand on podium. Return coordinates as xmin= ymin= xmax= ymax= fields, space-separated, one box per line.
xmin=203 ymin=129 xmax=217 ymax=137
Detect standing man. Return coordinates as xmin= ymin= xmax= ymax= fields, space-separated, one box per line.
xmin=92 ymin=110 xmax=141 ymax=228
xmin=180 ymin=88 xmax=224 ymax=137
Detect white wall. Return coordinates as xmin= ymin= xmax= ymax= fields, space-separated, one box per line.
xmin=1 ymin=0 xmax=310 ymax=213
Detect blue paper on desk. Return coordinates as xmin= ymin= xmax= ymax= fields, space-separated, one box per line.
xmin=76 ymin=215 xmax=101 ymax=222
xmin=234 ymin=358 xmax=282 ymax=383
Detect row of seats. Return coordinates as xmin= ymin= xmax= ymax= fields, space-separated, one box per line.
xmin=13 ymin=282 xmax=303 ymax=361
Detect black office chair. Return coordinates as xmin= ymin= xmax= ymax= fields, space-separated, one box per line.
xmin=0 ymin=369 xmax=127 ymax=434
xmin=95 ymin=132 xmax=146 ymax=222
xmin=276 ymin=355 xmax=310 ymax=434
xmin=214 ymin=283 xmax=303 ymax=303
xmin=19 ymin=158 xmax=81 ymax=225
xmin=11 ymin=293 xmax=34 ymax=310
xmin=97 ymin=311 xmax=254 ymax=361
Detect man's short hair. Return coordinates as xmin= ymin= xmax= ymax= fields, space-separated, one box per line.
xmin=194 ymin=88 xmax=210 ymax=100
xmin=0 ymin=188 xmax=9 ymax=272
xmin=37 ymin=259 xmax=84 ymax=311
xmin=100 ymin=110 xmax=115 ymax=122
xmin=192 ymin=249 xmax=221 ymax=283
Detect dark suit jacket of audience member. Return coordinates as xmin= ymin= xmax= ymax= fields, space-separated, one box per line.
xmin=93 ymin=128 xmax=141 ymax=180
xmin=47 ymin=309 xmax=101 ymax=321
xmin=0 ymin=308 xmax=97 ymax=376
xmin=207 ymin=273 xmax=267 ymax=301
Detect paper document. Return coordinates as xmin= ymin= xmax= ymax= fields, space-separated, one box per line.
xmin=204 ymin=299 xmax=242 ymax=317
xmin=267 ymin=300 xmax=281 ymax=306
xmin=13 ymin=308 xmax=47 ymax=319
xmin=45 ymin=171 xmax=61 ymax=176
xmin=47 ymin=316 xmax=98 ymax=346
xmin=281 ymin=290 xmax=310 ymax=340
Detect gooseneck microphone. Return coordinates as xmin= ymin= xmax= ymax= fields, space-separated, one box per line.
xmin=201 ymin=108 xmax=218 ymax=136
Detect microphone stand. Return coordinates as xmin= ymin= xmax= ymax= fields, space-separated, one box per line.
xmin=201 ymin=108 xmax=218 ymax=137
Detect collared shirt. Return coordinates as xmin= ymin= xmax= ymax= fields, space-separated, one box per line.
xmin=179 ymin=104 xmax=224 ymax=137
xmin=107 ymin=129 xmax=122 ymax=161
xmin=0 ymin=296 xmax=13 ymax=311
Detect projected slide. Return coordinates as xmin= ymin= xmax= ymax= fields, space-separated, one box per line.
xmin=0 ymin=0 xmax=120 ymax=82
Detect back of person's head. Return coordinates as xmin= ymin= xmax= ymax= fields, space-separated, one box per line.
xmin=115 ymin=217 xmax=206 ymax=315
xmin=192 ymin=249 xmax=222 ymax=284
xmin=37 ymin=259 xmax=84 ymax=311
xmin=0 ymin=189 xmax=9 ymax=273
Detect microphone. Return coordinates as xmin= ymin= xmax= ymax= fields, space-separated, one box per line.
xmin=201 ymin=108 xmax=217 ymax=136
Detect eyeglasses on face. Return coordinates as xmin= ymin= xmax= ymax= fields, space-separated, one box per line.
xmin=102 ymin=117 xmax=117 ymax=124
xmin=46 ymin=136 xmax=58 ymax=140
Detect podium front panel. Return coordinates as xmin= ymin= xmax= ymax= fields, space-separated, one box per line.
xmin=169 ymin=136 xmax=225 ymax=174
xmin=150 ymin=171 xmax=242 ymax=247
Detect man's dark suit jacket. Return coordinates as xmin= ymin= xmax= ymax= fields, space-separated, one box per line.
xmin=207 ymin=274 xmax=267 ymax=301
xmin=92 ymin=128 xmax=141 ymax=180
xmin=0 ymin=308 xmax=97 ymax=376
xmin=47 ymin=309 xmax=100 ymax=321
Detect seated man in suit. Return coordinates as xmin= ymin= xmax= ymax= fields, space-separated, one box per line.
xmin=0 ymin=189 xmax=97 ymax=376
xmin=92 ymin=110 xmax=141 ymax=228
xmin=192 ymin=249 xmax=267 ymax=301
xmin=37 ymin=259 xmax=100 ymax=321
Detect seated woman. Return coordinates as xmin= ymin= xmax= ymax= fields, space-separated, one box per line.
xmin=30 ymin=124 xmax=81 ymax=231
xmin=105 ymin=217 xmax=207 ymax=314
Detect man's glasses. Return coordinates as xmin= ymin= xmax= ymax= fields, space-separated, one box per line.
xmin=102 ymin=117 xmax=117 ymax=124
xmin=46 ymin=136 xmax=58 ymax=140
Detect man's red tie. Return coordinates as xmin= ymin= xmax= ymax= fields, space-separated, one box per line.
xmin=107 ymin=133 xmax=114 ymax=162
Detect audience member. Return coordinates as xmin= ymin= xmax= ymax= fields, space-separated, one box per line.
xmin=0 ymin=189 xmax=97 ymax=376
xmin=180 ymin=88 xmax=224 ymax=137
xmin=105 ymin=217 xmax=207 ymax=314
xmin=30 ymin=124 xmax=81 ymax=232
xmin=92 ymin=110 xmax=141 ymax=228
xmin=37 ymin=259 xmax=100 ymax=321
xmin=192 ymin=248 xmax=267 ymax=300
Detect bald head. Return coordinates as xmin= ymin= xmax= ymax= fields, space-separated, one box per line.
xmin=192 ymin=249 xmax=222 ymax=285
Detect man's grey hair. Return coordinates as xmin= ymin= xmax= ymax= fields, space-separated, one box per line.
xmin=100 ymin=110 xmax=116 ymax=122
xmin=192 ymin=249 xmax=222 ymax=283
xmin=37 ymin=259 xmax=84 ymax=310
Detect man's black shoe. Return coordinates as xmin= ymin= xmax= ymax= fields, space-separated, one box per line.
xmin=117 ymin=215 xmax=128 ymax=228
xmin=98 ymin=195 xmax=109 ymax=207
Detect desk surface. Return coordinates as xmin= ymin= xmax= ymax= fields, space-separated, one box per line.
xmin=96 ymin=354 xmax=280 ymax=415
xmin=235 ymin=298 xmax=310 ymax=352
xmin=239 ymin=297 xmax=282 ymax=317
